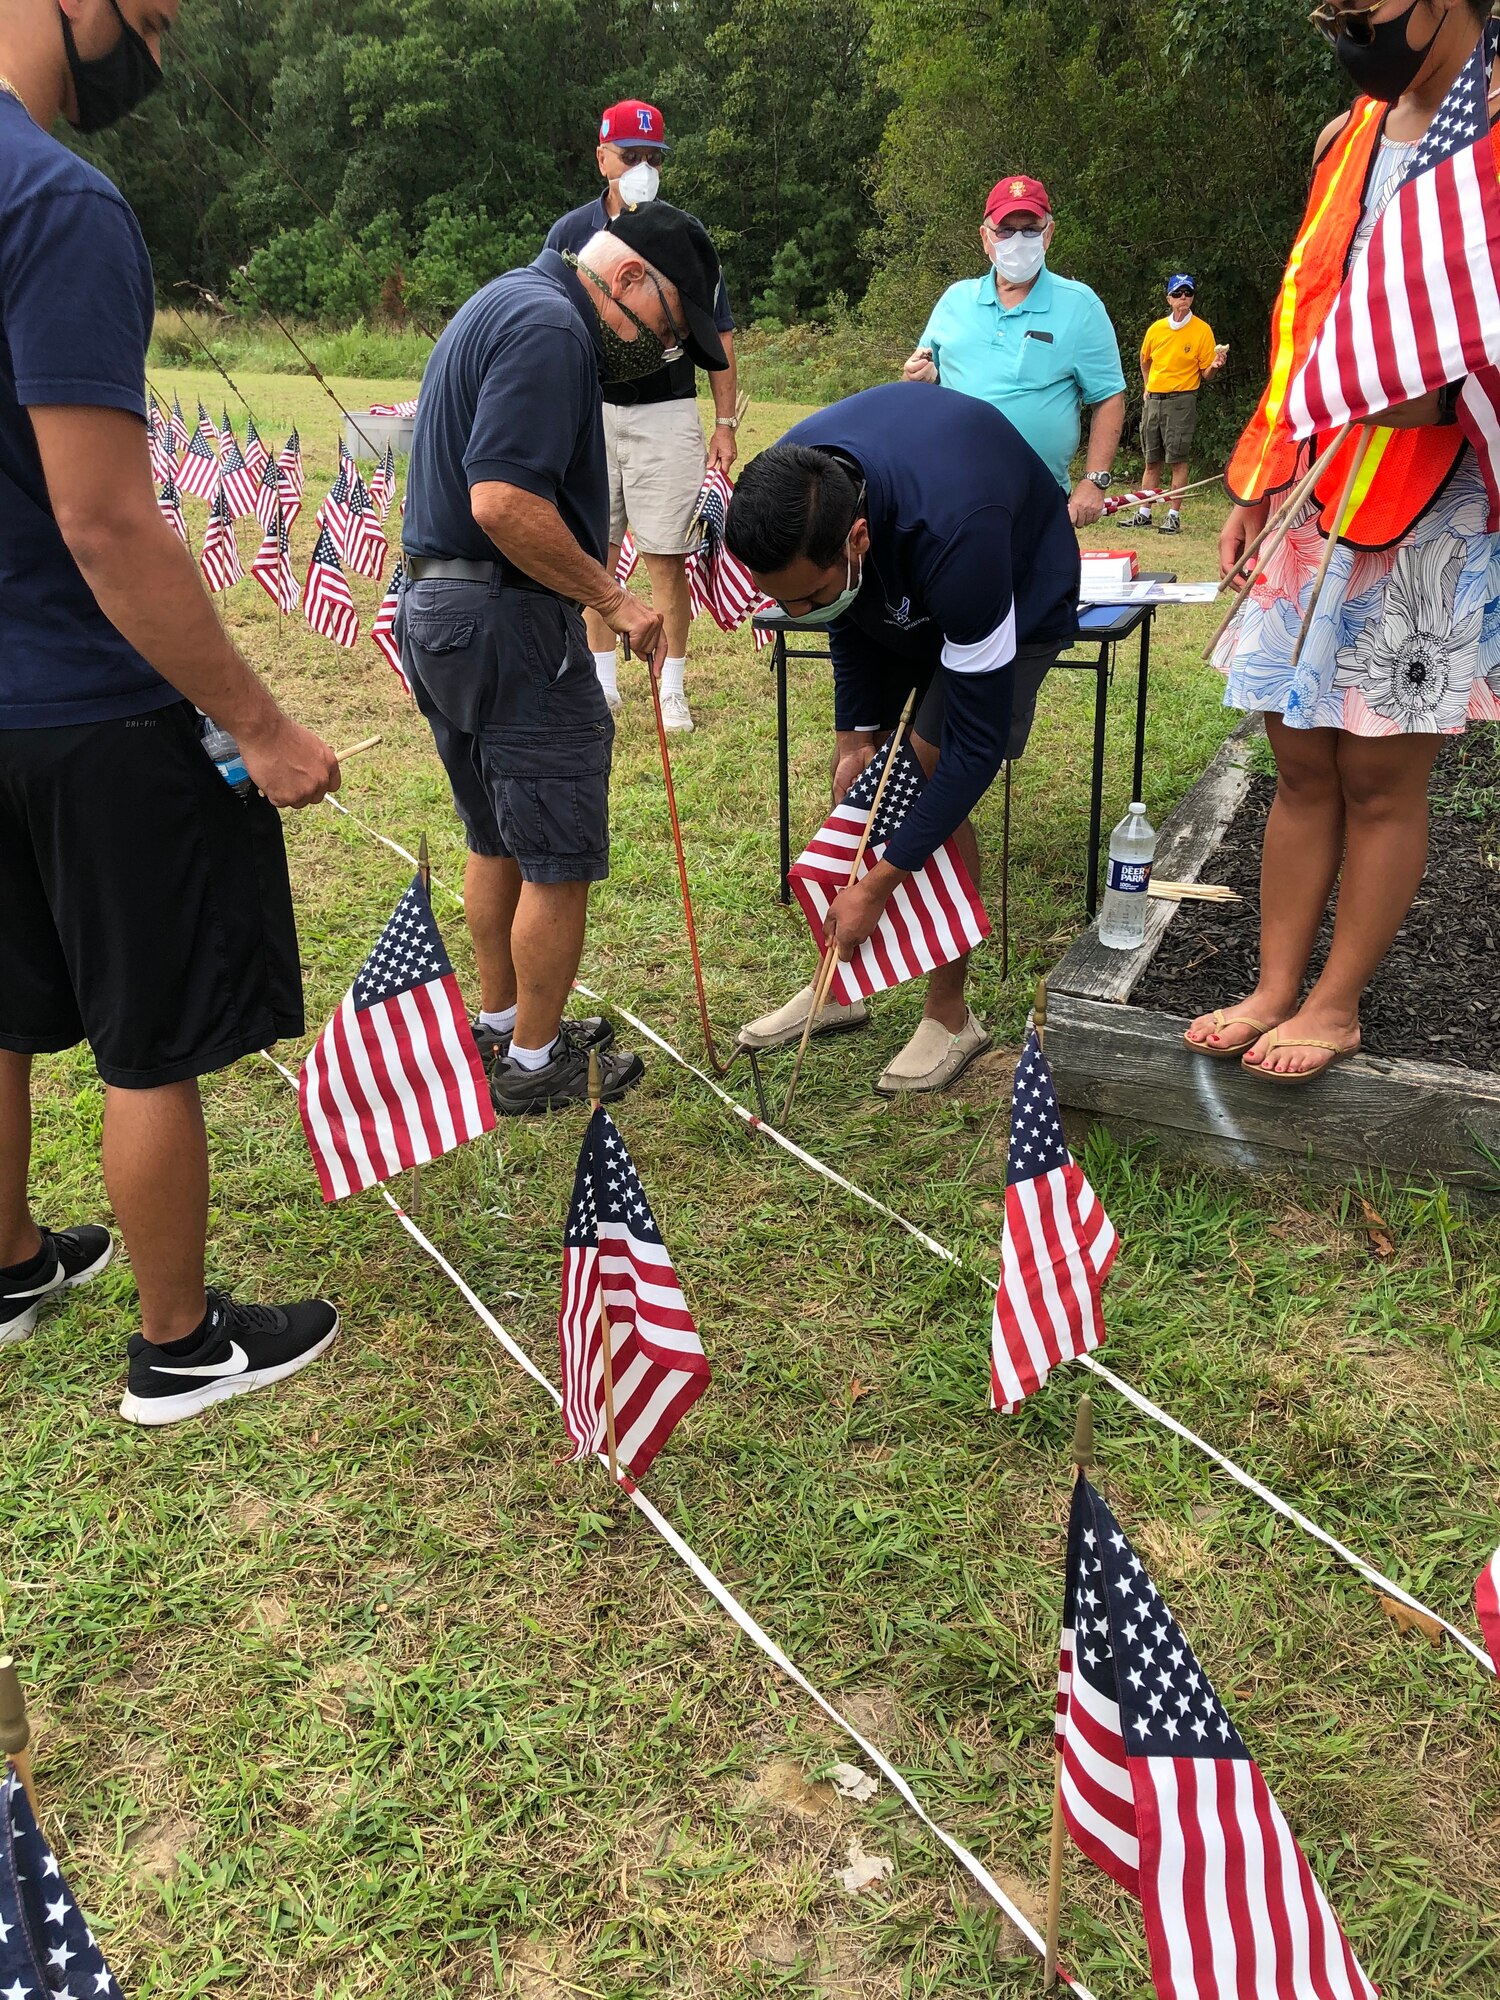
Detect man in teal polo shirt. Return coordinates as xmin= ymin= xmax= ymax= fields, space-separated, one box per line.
xmin=902 ymin=175 xmax=1125 ymax=528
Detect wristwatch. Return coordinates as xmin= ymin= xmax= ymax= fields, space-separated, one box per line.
xmin=715 ymin=415 xmax=740 ymax=429
xmin=1085 ymin=470 xmax=1113 ymax=491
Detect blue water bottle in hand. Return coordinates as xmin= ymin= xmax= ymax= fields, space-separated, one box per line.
xmin=201 ymin=719 xmax=251 ymax=797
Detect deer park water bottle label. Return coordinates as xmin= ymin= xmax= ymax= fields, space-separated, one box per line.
xmin=1106 ymin=856 xmax=1152 ymax=894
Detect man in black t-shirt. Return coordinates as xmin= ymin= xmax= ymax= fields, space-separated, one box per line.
xmin=403 ymin=202 xmax=728 ymax=1115
xmin=546 ymin=99 xmax=739 ymax=733
xmin=0 ymin=0 xmax=341 ymax=1423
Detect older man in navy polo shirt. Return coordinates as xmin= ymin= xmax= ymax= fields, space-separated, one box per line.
xmin=403 ymin=200 xmax=728 ymax=1115
xmin=726 ymin=383 xmax=1079 ymax=1096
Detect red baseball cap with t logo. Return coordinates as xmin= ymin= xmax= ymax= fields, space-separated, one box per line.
xmin=599 ymin=100 xmax=670 ymax=151
xmin=985 ymin=174 xmax=1052 ymax=224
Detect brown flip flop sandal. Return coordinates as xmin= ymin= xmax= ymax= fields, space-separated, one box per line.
xmin=1183 ymin=1008 xmax=1271 ymax=1060
xmin=1242 ymin=1031 xmax=1360 ymax=1085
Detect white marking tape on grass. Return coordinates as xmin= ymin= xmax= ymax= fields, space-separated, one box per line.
xmin=320 ymin=797 xmax=1495 ymax=1675
xmin=261 ymin=1043 xmax=1092 ymax=1990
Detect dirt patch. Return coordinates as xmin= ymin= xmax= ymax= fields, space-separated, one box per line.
xmin=838 ymin=1688 xmax=902 ymax=1745
xmin=126 ymin=1812 xmax=198 ymax=1888
xmin=503 ymin=1936 xmax=580 ymax=1999
xmin=1132 ymin=731 xmax=1500 ymax=1068
xmin=742 ymin=1756 xmax=836 ymax=1819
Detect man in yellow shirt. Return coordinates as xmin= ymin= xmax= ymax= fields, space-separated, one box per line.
xmin=1132 ymin=276 xmax=1227 ymax=534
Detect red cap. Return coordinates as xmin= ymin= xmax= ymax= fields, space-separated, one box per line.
xmin=985 ymin=174 xmax=1051 ymax=224
xmin=599 ymin=100 xmax=669 ymax=151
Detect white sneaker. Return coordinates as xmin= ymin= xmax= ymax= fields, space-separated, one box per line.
xmin=739 ymin=980 xmax=869 ymax=1052
xmin=660 ymin=690 xmax=694 ymax=733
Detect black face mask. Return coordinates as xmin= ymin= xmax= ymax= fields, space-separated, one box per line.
xmin=1334 ymin=0 xmax=1443 ymax=103
xmin=60 ymin=0 xmax=163 ymax=134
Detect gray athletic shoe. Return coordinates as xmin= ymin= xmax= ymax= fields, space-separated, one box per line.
xmin=471 ymin=1013 xmax=614 ymax=1071
xmin=490 ymin=1021 xmax=644 ymax=1116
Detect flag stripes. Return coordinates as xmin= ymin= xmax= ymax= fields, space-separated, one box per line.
xmin=1478 ymin=1544 xmax=1500 ymax=1673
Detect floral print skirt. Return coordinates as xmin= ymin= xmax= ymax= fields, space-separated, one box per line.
xmin=1216 ymin=451 xmax=1500 ymax=733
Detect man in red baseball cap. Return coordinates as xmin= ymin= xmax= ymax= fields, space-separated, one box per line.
xmin=546 ymin=101 xmax=740 ymax=734
xmin=901 ymin=172 xmax=1125 ymax=539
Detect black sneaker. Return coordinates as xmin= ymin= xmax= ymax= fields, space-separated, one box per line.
xmin=470 ymin=1013 xmax=616 ymax=1070
xmin=1130 ymin=507 xmax=1153 ymax=528
xmin=119 ymin=1288 xmax=338 ymax=1427
xmin=489 ymin=1021 xmax=645 ymax=1116
xmin=0 ymin=1224 xmax=113 ymax=1346
xmin=1159 ymin=513 xmax=1182 ymax=535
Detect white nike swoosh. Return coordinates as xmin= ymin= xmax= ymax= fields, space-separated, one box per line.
xmin=151 ymin=1341 xmax=250 ymax=1380
xmin=2 ymin=1267 xmax=63 ymax=1301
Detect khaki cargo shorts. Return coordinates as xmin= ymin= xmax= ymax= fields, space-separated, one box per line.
xmin=1140 ymin=388 xmax=1200 ymax=465
xmin=603 ymin=399 xmax=708 ymax=554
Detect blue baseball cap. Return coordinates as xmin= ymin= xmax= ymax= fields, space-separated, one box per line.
xmin=1166 ymin=273 xmax=1196 ymax=294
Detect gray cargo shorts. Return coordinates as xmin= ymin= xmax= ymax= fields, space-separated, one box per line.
xmin=398 ymin=577 xmax=615 ymax=884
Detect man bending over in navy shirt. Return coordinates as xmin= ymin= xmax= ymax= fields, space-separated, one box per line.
xmin=726 ymin=383 xmax=1079 ymax=1096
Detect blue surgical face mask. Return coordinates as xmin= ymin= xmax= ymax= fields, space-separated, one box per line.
xmin=786 ymin=553 xmax=862 ymax=624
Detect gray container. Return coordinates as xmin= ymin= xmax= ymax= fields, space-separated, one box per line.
xmin=343 ymin=410 xmax=415 ymax=463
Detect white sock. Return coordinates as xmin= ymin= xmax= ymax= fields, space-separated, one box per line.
xmin=593 ymin=649 xmax=619 ymax=699
xmin=478 ymin=1005 xmax=516 ymax=1036
xmin=661 ymin=656 xmax=687 ymax=701
xmin=508 ymin=1036 xmax=558 ymax=1072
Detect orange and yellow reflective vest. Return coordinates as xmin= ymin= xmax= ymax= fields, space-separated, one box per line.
xmin=1226 ymin=96 xmax=1466 ymax=552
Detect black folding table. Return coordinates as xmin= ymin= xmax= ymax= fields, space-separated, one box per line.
xmin=754 ymin=574 xmax=1174 ymax=919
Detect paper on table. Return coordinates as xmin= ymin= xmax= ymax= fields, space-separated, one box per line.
xmin=1079 ymin=578 xmax=1219 ymax=606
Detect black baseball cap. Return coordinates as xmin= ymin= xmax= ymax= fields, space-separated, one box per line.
xmin=607 ymin=202 xmax=729 ymax=371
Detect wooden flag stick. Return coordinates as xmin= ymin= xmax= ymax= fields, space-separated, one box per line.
xmin=1033 ymin=975 xmax=1048 ymax=1053
xmin=1287 ymin=424 xmax=1374 ymax=673
xmin=409 ymin=833 xmax=431 ymax=1220
xmin=588 ymin=1049 xmax=621 ymax=1485
xmin=0 ymin=1655 xmax=40 ymax=1824
xmin=1044 ymin=1394 xmax=1095 ymax=1989
xmin=780 ymin=688 xmax=919 ymax=1126
xmin=333 ymin=733 xmax=382 ymax=762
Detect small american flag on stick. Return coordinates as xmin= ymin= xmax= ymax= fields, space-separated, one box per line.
xmin=1056 ymin=1474 xmax=1377 ymax=2000
xmin=298 ymin=874 xmax=494 ymax=1202
xmin=789 ymin=738 xmax=990 ymax=1004
xmin=147 ymin=396 xmax=170 ymax=486
xmin=278 ymin=427 xmax=304 ymax=503
xmin=1 ymin=1767 xmax=125 ymax=2000
xmin=368 ymin=441 xmax=396 ymax=519
xmin=176 ymin=418 xmax=221 ymax=501
xmin=1478 ymin=1545 xmax=1500 ymax=1674
xmin=200 ymin=478 xmax=245 ymax=592
xmin=686 ymin=466 xmax=774 ymax=643
xmin=169 ymin=394 xmax=190 ymax=459
xmin=157 ymin=469 xmax=187 ymax=546
xmin=559 ymin=1104 xmax=710 ymax=1479
xmin=254 ymin=455 xmax=300 ymax=533
xmin=243 ymin=414 xmax=269 ymax=482
xmin=615 ymin=531 xmax=638 ymax=585
xmin=316 ymin=450 xmax=353 ymax=557
xmin=217 ymin=426 xmax=261 ymax=521
xmin=372 ymin=559 xmax=411 ymax=693
xmin=251 ymin=507 xmax=300 ymax=615
xmin=990 ymin=1028 xmax=1116 ymax=1412
xmin=1289 ymin=25 xmax=1500 ymax=522
xmin=304 ymin=523 xmax=360 ymax=648
xmin=344 ymin=469 xmax=389 ymax=582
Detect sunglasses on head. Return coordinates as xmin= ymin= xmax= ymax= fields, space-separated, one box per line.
xmin=1308 ymin=1 xmax=1386 ymax=47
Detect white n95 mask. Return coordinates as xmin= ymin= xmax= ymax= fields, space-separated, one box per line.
xmin=992 ymin=234 xmax=1045 ymax=285
xmin=618 ymin=161 xmax=661 ymax=205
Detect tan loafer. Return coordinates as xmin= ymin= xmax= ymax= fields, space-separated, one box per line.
xmin=738 ymin=980 xmax=870 ymax=1052
xmin=874 ymin=1009 xmax=990 ymax=1095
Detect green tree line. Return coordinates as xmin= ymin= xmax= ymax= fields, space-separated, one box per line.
xmin=81 ymin=0 xmax=1350 ymax=429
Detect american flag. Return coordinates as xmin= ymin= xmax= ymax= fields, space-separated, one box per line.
xmin=242 ymin=414 xmax=269 ymax=483
xmin=254 ymin=455 xmax=300 ymax=533
xmin=990 ymin=1030 xmax=1116 ymax=1412
xmin=788 ymin=737 xmax=990 ymax=1005
xmin=615 ymin=531 xmax=638 ymax=585
xmin=278 ymin=427 xmax=304 ymax=503
xmin=298 ymin=874 xmax=494 ymax=1202
xmin=368 ymin=397 xmax=418 ymax=417
xmin=304 ymin=523 xmax=360 ymax=648
xmin=685 ymin=466 xmax=774 ymax=640
xmin=1289 ymin=25 xmax=1500 ymax=522
xmin=372 ymin=559 xmax=411 ymax=693
xmin=1056 ymin=1475 xmax=1377 ymax=2000
xmin=344 ymin=470 xmax=389 ymax=582
xmin=157 ymin=469 xmax=187 ymax=546
xmin=146 ymin=396 xmax=170 ymax=487
xmin=176 ymin=417 xmax=221 ymax=501
xmin=168 ymin=394 xmax=190 ymax=460
xmin=559 ymin=1104 xmax=710 ymax=1478
xmin=1 ymin=1766 xmax=126 ymax=2000
xmin=368 ymin=442 xmax=396 ymax=519
xmin=197 ymin=399 xmax=216 ymax=447
xmin=1478 ymin=1545 xmax=1500 ymax=1673
xmin=217 ymin=426 xmax=260 ymax=520
xmin=200 ymin=478 xmax=244 ymax=592
xmin=251 ymin=508 xmax=300 ymax=615
xmin=316 ymin=452 xmax=353 ymax=557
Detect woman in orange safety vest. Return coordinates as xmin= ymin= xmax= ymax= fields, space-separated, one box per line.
xmin=1187 ymin=0 xmax=1500 ymax=1082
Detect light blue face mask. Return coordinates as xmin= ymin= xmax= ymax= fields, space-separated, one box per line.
xmin=788 ymin=554 xmax=862 ymax=625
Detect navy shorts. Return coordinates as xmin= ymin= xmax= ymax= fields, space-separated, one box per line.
xmin=0 ymin=700 xmax=303 ymax=1088
xmin=399 ymin=578 xmax=614 ymax=884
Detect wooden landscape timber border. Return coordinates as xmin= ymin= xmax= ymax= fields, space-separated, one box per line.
xmin=1047 ymin=715 xmax=1500 ymax=1193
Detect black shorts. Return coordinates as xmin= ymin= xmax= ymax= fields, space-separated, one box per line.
xmin=399 ymin=578 xmax=614 ymax=884
xmin=852 ymin=641 xmax=1063 ymax=761
xmin=0 ymin=700 xmax=304 ymax=1089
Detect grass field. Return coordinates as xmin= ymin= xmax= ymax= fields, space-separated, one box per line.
xmin=5 ymin=370 xmax=1500 ymax=2000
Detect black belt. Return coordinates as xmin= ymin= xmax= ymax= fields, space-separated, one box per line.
xmin=403 ymin=555 xmax=500 ymax=583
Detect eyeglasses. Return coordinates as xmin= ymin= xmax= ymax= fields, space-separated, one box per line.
xmin=607 ymin=144 xmax=663 ymax=166
xmin=1168 ymin=289 xmax=1194 ymax=299
xmin=645 ymin=271 xmax=688 ymax=355
xmin=1308 ymin=1 xmax=1383 ymax=47
xmin=985 ymin=223 xmax=1045 ymax=241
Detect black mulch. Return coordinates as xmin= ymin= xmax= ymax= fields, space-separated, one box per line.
xmin=1131 ymin=728 xmax=1500 ymax=1071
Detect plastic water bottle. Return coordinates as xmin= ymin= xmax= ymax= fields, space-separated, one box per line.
xmin=201 ymin=720 xmax=250 ymax=797
xmin=1097 ymin=802 xmax=1156 ymax=950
